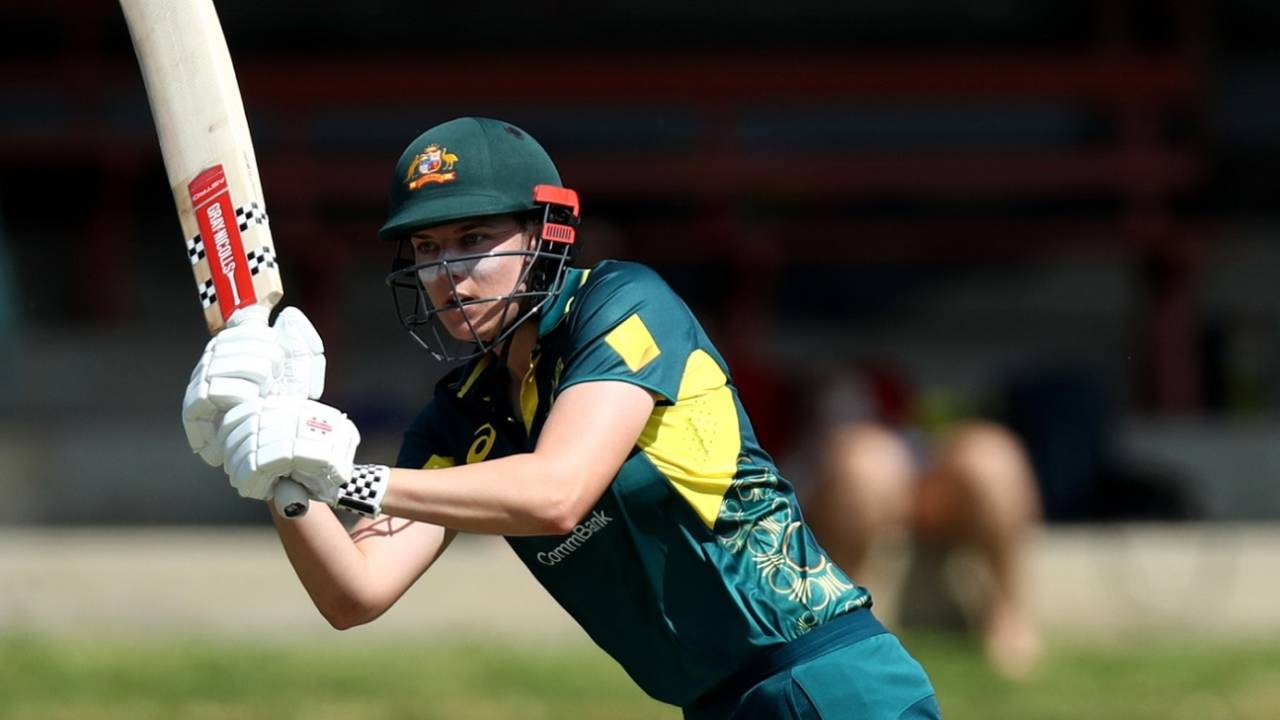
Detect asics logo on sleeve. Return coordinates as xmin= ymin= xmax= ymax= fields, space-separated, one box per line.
xmin=536 ymin=510 xmax=613 ymax=566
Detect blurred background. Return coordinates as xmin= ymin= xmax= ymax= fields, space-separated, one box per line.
xmin=1 ymin=1 xmax=1279 ymax=718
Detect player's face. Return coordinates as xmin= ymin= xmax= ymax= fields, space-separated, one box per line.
xmin=410 ymin=215 xmax=533 ymax=342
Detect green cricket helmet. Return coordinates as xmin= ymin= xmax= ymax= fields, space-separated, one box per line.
xmin=381 ymin=117 xmax=580 ymax=362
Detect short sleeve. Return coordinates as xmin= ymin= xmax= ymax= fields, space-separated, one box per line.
xmin=556 ymin=262 xmax=697 ymax=405
xmin=395 ymin=401 xmax=458 ymax=470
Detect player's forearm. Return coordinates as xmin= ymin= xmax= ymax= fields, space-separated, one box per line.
xmin=382 ymin=453 xmax=584 ymax=536
xmin=269 ymin=502 xmax=382 ymax=628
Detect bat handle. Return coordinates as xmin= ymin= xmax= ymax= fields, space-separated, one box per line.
xmin=273 ymin=478 xmax=311 ymax=518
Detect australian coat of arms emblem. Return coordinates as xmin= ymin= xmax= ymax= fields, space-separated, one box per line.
xmin=405 ymin=145 xmax=459 ymax=190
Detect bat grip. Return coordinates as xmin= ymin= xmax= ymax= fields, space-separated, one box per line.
xmin=273 ymin=478 xmax=311 ymax=518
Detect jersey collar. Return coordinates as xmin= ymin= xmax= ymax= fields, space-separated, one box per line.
xmin=537 ymin=267 xmax=590 ymax=338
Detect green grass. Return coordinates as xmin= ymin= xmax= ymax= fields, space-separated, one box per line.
xmin=905 ymin=633 xmax=1280 ymax=720
xmin=2 ymin=633 xmax=1278 ymax=719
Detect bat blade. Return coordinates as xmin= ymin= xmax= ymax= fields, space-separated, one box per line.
xmin=119 ymin=0 xmax=282 ymax=332
xmin=121 ymin=0 xmax=307 ymax=518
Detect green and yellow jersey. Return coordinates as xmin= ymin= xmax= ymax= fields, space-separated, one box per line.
xmin=396 ymin=260 xmax=870 ymax=706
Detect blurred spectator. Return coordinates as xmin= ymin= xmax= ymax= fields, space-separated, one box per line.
xmin=787 ymin=362 xmax=1044 ymax=679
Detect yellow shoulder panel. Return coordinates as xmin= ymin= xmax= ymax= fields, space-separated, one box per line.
xmin=638 ymin=349 xmax=740 ymax=528
xmin=605 ymin=313 xmax=662 ymax=372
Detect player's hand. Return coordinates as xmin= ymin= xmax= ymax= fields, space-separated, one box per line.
xmin=218 ymin=396 xmax=360 ymax=503
xmin=182 ymin=305 xmax=326 ymax=466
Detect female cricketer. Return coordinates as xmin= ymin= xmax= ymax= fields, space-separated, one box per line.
xmin=181 ymin=117 xmax=941 ymax=719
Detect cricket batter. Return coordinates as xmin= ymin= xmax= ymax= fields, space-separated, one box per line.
xmin=182 ymin=117 xmax=941 ymax=719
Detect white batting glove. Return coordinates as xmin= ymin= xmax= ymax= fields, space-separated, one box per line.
xmin=218 ymin=396 xmax=361 ymax=504
xmin=181 ymin=305 xmax=326 ymax=466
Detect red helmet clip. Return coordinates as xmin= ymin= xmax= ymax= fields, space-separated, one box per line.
xmin=533 ymin=184 xmax=579 ymax=245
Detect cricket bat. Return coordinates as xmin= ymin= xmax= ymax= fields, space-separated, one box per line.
xmin=120 ymin=0 xmax=310 ymax=518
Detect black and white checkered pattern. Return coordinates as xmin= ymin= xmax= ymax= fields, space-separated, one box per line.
xmin=235 ymin=202 xmax=268 ymax=232
xmin=187 ymin=202 xmax=266 ymax=267
xmin=197 ymin=279 xmax=217 ymax=309
xmin=336 ymin=464 xmax=390 ymax=518
xmin=187 ymin=234 xmax=206 ymax=265
xmin=246 ymin=245 xmax=277 ymax=276
xmin=187 ymin=199 xmax=271 ymax=308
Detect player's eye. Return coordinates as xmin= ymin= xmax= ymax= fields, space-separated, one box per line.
xmin=460 ymin=233 xmax=487 ymax=248
xmin=413 ymin=240 xmax=439 ymax=258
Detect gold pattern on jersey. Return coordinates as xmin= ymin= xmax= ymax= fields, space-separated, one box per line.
xmin=717 ymin=473 xmax=863 ymax=634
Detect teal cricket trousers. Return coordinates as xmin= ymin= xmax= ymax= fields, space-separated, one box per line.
xmin=683 ymin=610 xmax=941 ymax=720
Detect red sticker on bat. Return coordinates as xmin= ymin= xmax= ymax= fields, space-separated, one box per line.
xmin=189 ymin=165 xmax=257 ymax=321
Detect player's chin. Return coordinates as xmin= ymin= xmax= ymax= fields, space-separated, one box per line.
xmin=438 ymin=302 xmax=511 ymax=343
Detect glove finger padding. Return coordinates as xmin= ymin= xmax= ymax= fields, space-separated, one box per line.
xmin=273 ymin=307 xmax=326 ymax=399
xmin=181 ymin=352 xmax=220 ymax=464
xmin=220 ymin=398 xmax=269 ymax=499
xmin=183 ymin=367 xmax=264 ymax=467
xmin=221 ymin=398 xmax=289 ymax=500
xmin=219 ymin=400 xmax=262 ymax=463
xmin=181 ymin=306 xmax=328 ymax=469
xmin=207 ymin=336 xmax=282 ymax=388
xmin=181 ymin=311 xmax=275 ymax=467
